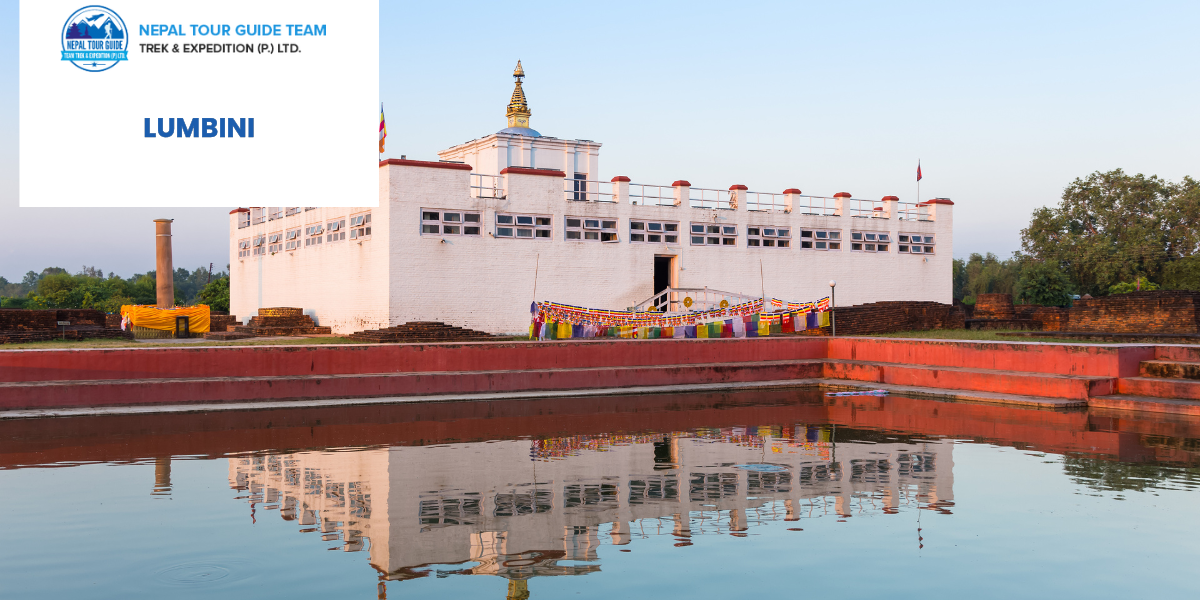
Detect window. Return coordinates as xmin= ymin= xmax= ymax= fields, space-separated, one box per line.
xmin=898 ymin=234 xmax=935 ymax=254
xmin=799 ymin=229 xmax=841 ymax=250
xmin=421 ymin=209 xmax=482 ymax=236
xmin=304 ymin=223 xmax=324 ymax=247
xmin=285 ymin=207 xmax=302 ymax=217
xmin=268 ymin=232 xmax=283 ymax=253
xmin=252 ymin=234 xmax=266 ymax=256
xmin=304 ymin=207 xmax=317 ymax=212
xmin=747 ymin=226 xmax=791 ymax=248
xmin=237 ymin=238 xmax=251 ymax=259
xmin=285 ymin=228 xmax=302 ymax=251
xmin=571 ymin=173 xmax=589 ymax=201
xmin=565 ymin=217 xmax=619 ymax=242
xmin=269 ymin=207 xmax=283 ymax=221
xmin=237 ymin=212 xmax=250 ymax=229
xmin=251 ymin=208 xmax=266 ymax=225
xmin=349 ymin=212 xmax=372 ymax=240
xmin=496 ymin=213 xmax=551 ymax=239
xmin=326 ymin=218 xmax=346 ymax=243
xmin=630 ymin=220 xmax=679 ymax=244
xmin=690 ymin=223 xmax=737 ymax=246
xmin=850 ymin=231 xmax=890 ymax=253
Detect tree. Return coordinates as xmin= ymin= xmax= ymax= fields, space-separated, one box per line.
xmin=1014 ymin=261 xmax=1073 ymax=306
xmin=1020 ymin=169 xmax=1194 ymax=296
xmin=196 ymin=276 xmax=230 ymax=312
xmin=1163 ymin=255 xmax=1200 ymax=291
xmin=958 ymin=252 xmax=1022 ymax=303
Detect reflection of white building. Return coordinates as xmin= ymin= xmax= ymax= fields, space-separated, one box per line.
xmin=229 ymin=62 xmax=954 ymax=335
xmin=229 ymin=425 xmax=954 ymax=586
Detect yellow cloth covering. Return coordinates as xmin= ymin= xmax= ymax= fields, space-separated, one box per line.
xmin=121 ymin=305 xmax=211 ymax=333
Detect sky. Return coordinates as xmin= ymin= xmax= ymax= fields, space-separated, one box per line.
xmin=2 ymin=0 xmax=1199 ymax=281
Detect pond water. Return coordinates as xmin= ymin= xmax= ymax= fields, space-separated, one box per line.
xmin=2 ymin=389 xmax=1200 ymax=599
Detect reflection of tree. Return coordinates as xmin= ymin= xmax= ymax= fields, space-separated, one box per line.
xmin=1063 ymin=456 xmax=1200 ymax=493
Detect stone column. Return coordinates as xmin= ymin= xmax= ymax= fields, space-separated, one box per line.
xmin=881 ymin=195 xmax=899 ymax=219
xmin=611 ymin=176 xmax=631 ymax=203
xmin=728 ymin=184 xmax=748 ymax=210
xmin=833 ymin=192 xmax=851 ymax=217
xmin=154 ymin=219 xmax=175 ymax=308
xmin=783 ymin=188 xmax=802 ymax=213
xmin=671 ymin=180 xmax=691 ymax=208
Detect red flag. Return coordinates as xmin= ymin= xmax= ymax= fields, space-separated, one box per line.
xmin=917 ymin=161 xmax=923 ymax=182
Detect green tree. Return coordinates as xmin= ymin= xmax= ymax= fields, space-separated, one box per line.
xmin=1021 ymin=169 xmax=1193 ymax=296
xmin=196 ymin=276 xmax=230 ymax=312
xmin=1163 ymin=255 xmax=1200 ymax=291
xmin=959 ymin=252 xmax=1022 ymax=303
xmin=1014 ymin=260 xmax=1073 ymax=306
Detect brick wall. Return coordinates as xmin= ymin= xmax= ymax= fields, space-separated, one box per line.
xmin=798 ymin=301 xmax=965 ymax=336
xmin=0 ymin=310 xmax=56 ymax=331
xmin=974 ymin=294 xmax=1015 ymax=318
xmin=1069 ymin=291 xmax=1200 ymax=334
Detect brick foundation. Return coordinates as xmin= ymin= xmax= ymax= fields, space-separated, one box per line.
xmin=797 ymin=301 xmax=966 ymax=336
xmin=1069 ymin=291 xmax=1200 ymax=334
xmin=0 ymin=309 xmax=132 ymax=344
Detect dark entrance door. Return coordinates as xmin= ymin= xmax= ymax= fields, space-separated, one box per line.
xmin=653 ymin=256 xmax=672 ymax=310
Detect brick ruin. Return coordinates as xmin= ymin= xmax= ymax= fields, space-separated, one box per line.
xmin=1068 ymin=291 xmax=1200 ymax=334
xmin=349 ymin=321 xmax=497 ymax=343
xmin=797 ymin=301 xmax=966 ymax=337
xmin=0 ymin=309 xmax=133 ymax=344
xmin=205 ymin=307 xmax=331 ymax=340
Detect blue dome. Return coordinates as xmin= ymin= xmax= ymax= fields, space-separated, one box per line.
xmin=497 ymin=126 xmax=542 ymax=137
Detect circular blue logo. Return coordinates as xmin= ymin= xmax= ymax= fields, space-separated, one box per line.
xmin=61 ymin=5 xmax=129 ymax=72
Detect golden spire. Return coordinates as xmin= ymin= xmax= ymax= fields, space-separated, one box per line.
xmin=506 ymin=60 xmax=531 ymax=129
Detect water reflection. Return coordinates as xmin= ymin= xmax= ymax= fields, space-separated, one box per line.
xmin=227 ymin=424 xmax=954 ymax=583
xmin=4 ymin=388 xmax=1200 ymax=597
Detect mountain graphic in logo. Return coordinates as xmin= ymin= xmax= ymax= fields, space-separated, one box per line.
xmin=61 ymin=6 xmax=128 ymax=72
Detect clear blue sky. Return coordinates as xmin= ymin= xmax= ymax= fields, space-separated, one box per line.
xmin=2 ymin=0 xmax=1198 ymax=281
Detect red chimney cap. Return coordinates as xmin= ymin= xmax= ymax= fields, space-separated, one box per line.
xmin=611 ymin=176 xmax=631 ymax=182
xmin=783 ymin=188 xmax=802 ymax=195
xmin=229 ymin=207 xmax=250 ymax=214
xmin=881 ymin=195 xmax=899 ymax=201
xmin=925 ymin=198 xmax=955 ymax=205
xmin=672 ymin=180 xmax=692 ymax=187
xmin=729 ymin=184 xmax=749 ymax=191
xmin=833 ymin=192 xmax=852 ymax=198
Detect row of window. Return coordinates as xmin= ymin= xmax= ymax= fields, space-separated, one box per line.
xmin=413 ymin=208 xmax=932 ymax=252
xmin=240 ymin=207 xmax=320 ymax=228
xmin=239 ymin=213 xmax=370 ymax=257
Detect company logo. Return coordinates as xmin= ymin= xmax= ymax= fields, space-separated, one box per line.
xmin=61 ymin=5 xmax=128 ymax=72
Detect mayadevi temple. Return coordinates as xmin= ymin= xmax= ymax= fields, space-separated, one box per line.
xmin=228 ymin=62 xmax=954 ymax=335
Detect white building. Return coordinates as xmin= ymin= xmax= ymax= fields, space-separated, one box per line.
xmin=229 ymin=62 xmax=954 ymax=335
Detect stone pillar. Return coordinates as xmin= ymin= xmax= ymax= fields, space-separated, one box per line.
xmin=728 ymin=184 xmax=747 ymax=210
xmin=671 ymin=180 xmax=691 ymax=207
xmin=833 ymin=192 xmax=851 ymax=217
xmin=782 ymin=188 xmax=802 ymax=213
xmin=611 ymin=175 xmax=630 ymax=203
xmin=881 ymin=195 xmax=899 ymax=219
xmin=154 ymin=219 xmax=175 ymax=308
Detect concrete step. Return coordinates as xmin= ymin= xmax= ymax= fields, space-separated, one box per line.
xmin=1117 ymin=376 xmax=1200 ymax=400
xmin=822 ymin=360 xmax=1115 ymax=400
xmin=826 ymin=338 xmax=1152 ymax=378
xmin=1139 ymin=360 xmax=1200 ymax=380
xmin=1089 ymin=394 xmax=1200 ymax=417
xmin=0 ymin=359 xmax=825 ymax=411
xmin=1156 ymin=346 xmax=1200 ymax=362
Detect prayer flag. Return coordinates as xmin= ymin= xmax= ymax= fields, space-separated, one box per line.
xmin=722 ymin=319 xmax=734 ymax=338
xmin=379 ymin=104 xmax=387 ymax=153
